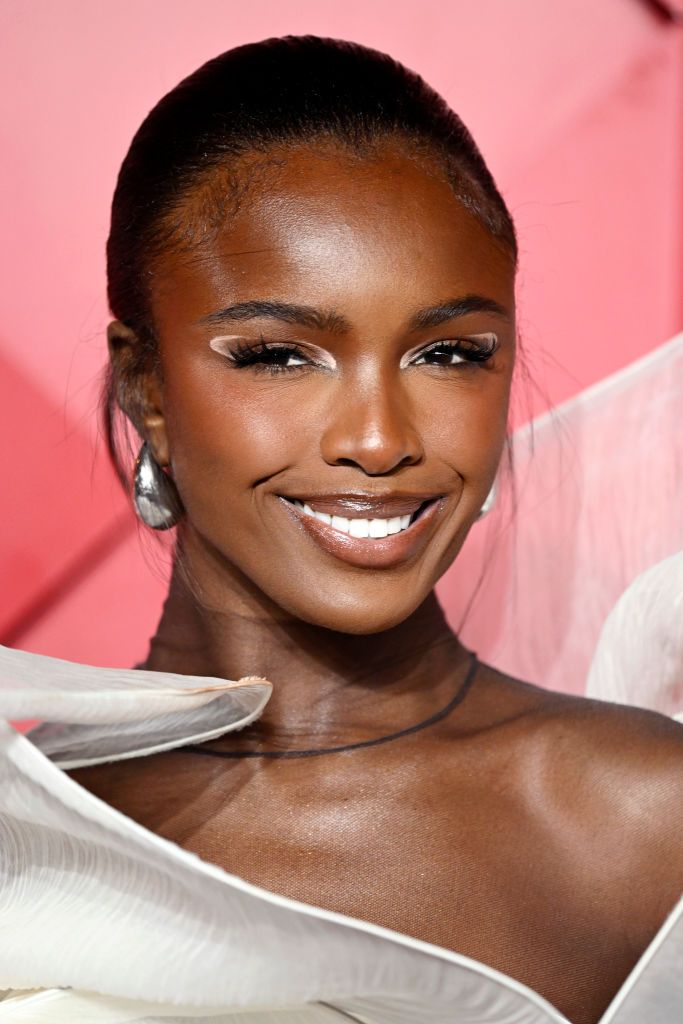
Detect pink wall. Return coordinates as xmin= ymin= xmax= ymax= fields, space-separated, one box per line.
xmin=1 ymin=1 xmax=682 ymax=680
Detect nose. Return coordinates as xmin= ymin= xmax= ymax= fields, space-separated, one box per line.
xmin=319 ymin=373 xmax=424 ymax=475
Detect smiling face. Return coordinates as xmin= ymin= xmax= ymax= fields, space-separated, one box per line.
xmin=127 ymin=141 xmax=516 ymax=634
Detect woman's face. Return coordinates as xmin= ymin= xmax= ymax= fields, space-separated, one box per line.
xmin=141 ymin=142 xmax=516 ymax=633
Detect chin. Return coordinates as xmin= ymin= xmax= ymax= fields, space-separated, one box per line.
xmin=281 ymin=588 xmax=427 ymax=636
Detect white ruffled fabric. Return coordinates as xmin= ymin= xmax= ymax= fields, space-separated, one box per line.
xmin=0 ymin=636 xmax=681 ymax=1024
xmin=0 ymin=644 xmax=576 ymax=1024
xmin=0 ymin=643 xmax=271 ymax=769
xmin=587 ymin=550 xmax=683 ymax=722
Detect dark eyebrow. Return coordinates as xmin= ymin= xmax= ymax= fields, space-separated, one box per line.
xmin=408 ymin=295 xmax=512 ymax=331
xmin=200 ymin=294 xmax=511 ymax=335
xmin=199 ymin=300 xmax=351 ymax=334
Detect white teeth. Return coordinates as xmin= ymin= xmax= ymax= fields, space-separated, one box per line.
xmin=288 ymin=499 xmax=419 ymax=539
xmin=348 ymin=518 xmax=370 ymax=538
xmin=369 ymin=518 xmax=389 ymax=538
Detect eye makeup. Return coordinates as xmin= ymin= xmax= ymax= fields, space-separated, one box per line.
xmin=209 ymin=335 xmax=337 ymax=373
xmin=208 ymin=331 xmax=499 ymax=375
xmin=400 ymin=332 xmax=498 ymax=369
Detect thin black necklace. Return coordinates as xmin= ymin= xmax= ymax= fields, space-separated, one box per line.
xmin=181 ymin=651 xmax=479 ymax=760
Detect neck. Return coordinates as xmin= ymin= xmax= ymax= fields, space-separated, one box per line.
xmin=143 ymin=549 xmax=468 ymax=749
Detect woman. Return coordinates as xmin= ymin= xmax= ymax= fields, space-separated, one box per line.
xmin=34 ymin=35 xmax=683 ymax=1024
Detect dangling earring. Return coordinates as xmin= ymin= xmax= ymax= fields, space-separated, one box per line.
xmin=477 ymin=481 xmax=497 ymax=521
xmin=133 ymin=442 xmax=183 ymax=530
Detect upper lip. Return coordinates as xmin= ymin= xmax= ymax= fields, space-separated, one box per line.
xmin=279 ymin=491 xmax=442 ymax=518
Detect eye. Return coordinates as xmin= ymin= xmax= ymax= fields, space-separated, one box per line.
xmin=209 ymin=336 xmax=327 ymax=374
xmin=408 ymin=333 xmax=498 ymax=368
xmin=233 ymin=343 xmax=309 ymax=370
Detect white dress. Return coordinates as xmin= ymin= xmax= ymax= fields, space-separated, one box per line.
xmin=0 ymin=631 xmax=681 ymax=1024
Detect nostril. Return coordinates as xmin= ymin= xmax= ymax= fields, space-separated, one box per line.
xmin=319 ymin=412 xmax=424 ymax=474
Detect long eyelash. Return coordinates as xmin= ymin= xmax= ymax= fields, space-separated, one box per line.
xmin=228 ymin=338 xmax=306 ymax=373
xmin=229 ymin=339 xmax=277 ymax=364
xmin=221 ymin=336 xmax=497 ymax=373
xmin=420 ymin=336 xmax=498 ymax=363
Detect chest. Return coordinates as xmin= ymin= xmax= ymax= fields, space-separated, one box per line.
xmin=71 ymin=746 xmax=640 ymax=1024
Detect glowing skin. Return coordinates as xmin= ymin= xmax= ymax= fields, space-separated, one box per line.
xmin=144 ymin=146 xmax=515 ymax=635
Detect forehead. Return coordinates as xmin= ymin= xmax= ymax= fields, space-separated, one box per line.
xmin=150 ymin=143 xmax=515 ymax=331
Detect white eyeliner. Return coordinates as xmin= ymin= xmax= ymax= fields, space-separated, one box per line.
xmin=399 ymin=332 xmax=498 ymax=368
xmin=209 ymin=334 xmax=248 ymax=358
xmin=208 ymin=333 xmax=497 ymax=369
xmin=208 ymin=334 xmax=337 ymax=369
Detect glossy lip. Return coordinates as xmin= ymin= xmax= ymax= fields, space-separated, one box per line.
xmin=280 ymin=491 xmax=438 ymax=518
xmin=278 ymin=494 xmax=445 ymax=569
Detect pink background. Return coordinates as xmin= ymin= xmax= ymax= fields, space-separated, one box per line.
xmin=1 ymin=0 xmax=682 ymax=683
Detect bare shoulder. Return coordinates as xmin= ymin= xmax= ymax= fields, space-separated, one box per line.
xmin=461 ymin=664 xmax=683 ymax=949
xmin=473 ymin=663 xmax=683 ymax=892
xmin=473 ymin=660 xmax=683 ymax=777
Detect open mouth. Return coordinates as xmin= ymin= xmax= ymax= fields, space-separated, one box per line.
xmin=283 ymin=498 xmax=434 ymax=539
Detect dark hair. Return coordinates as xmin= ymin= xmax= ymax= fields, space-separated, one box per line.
xmin=105 ymin=35 xmax=517 ymax=482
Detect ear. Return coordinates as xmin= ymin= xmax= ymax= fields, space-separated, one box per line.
xmin=107 ymin=320 xmax=171 ymax=466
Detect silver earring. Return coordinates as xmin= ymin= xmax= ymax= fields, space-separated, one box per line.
xmin=477 ymin=481 xmax=497 ymax=521
xmin=133 ymin=442 xmax=183 ymax=530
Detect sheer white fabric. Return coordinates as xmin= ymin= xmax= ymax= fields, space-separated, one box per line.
xmin=587 ymin=550 xmax=683 ymax=721
xmin=1 ymin=644 xmax=270 ymax=769
xmin=444 ymin=333 xmax=683 ymax=710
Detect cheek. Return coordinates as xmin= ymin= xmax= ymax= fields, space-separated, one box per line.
xmin=412 ymin=370 xmax=511 ymax=482
xmin=160 ymin=362 xmax=316 ymax=514
xmin=159 ymin=347 xmax=511 ymax=544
